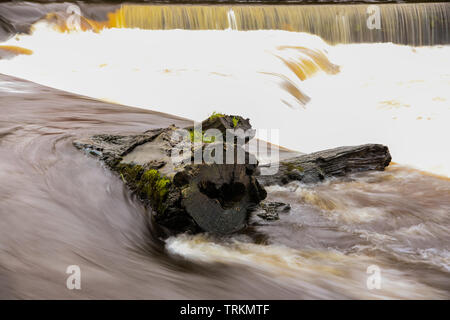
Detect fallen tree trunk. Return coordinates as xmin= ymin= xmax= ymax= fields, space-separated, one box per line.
xmin=73 ymin=115 xmax=267 ymax=236
xmin=257 ymin=144 xmax=392 ymax=186
xmin=73 ymin=114 xmax=392 ymax=235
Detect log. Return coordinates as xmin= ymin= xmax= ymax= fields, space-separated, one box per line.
xmin=73 ymin=115 xmax=267 ymax=236
xmin=256 ymin=144 xmax=392 ymax=186
xmin=73 ymin=113 xmax=392 ymax=234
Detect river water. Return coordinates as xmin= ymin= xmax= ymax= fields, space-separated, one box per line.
xmin=0 ymin=3 xmax=449 ymax=299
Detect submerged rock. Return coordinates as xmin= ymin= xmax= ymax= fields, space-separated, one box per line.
xmin=253 ymin=201 xmax=291 ymax=221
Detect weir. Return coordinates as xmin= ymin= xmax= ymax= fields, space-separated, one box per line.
xmin=0 ymin=2 xmax=449 ymax=45
xmin=108 ymin=3 xmax=450 ymax=45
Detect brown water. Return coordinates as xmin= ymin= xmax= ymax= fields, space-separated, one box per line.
xmin=1 ymin=1 xmax=450 ymax=299
xmin=0 ymin=74 xmax=449 ymax=299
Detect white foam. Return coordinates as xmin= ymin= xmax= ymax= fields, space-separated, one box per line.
xmin=1 ymin=23 xmax=449 ymax=176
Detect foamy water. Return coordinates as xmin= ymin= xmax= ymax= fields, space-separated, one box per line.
xmin=165 ymin=165 xmax=450 ymax=299
xmin=166 ymin=233 xmax=447 ymax=299
xmin=0 ymin=23 xmax=449 ymax=176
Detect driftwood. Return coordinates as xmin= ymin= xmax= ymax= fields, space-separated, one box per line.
xmin=257 ymin=144 xmax=392 ymax=186
xmin=73 ymin=115 xmax=267 ymax=236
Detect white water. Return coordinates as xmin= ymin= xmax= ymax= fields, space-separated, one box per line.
xmin=166 ymin=233 xmax=447 ymax=299
xmin=0 ymin=23 xmax=449 ymax=176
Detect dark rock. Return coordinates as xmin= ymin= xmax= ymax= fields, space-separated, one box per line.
xmin=253 ymin=201 xmax=291 ymax=221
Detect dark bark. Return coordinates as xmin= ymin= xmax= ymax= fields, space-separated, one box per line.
xmin=257 ymin=144 xmax=392 ymax=186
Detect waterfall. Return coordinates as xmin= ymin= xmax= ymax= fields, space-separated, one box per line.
xmin=1 ymin=2 xmax=448 ymax=45
xmin=106 ymin=3 xmax=450 ymax=45
xmin=227 ymin=9 xmax=237 ymax=31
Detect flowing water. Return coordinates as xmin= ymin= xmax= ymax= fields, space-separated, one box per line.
xmin=0 ymin=2 xmax=449 ymax=299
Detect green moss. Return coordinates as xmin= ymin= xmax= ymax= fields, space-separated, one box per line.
xmin=317 ymin=166 xmax=325 ymax=177
xmin=209 ymin=111 xmax=225 ymax=121
xmin=189 ymin=129 xmax=215 ymax=143
xmin=117 ymin=163 xmax=144 ymax=183
xmin=138 ymin=169 xmax=171 ymax=213
xmin=209 ymin=112 xmax=239 ymax=128
xmin=283 ymin=162 xmax=304 ymax=172
xmin=189 ymin=129 xmax=200 ymax=143
xmin=116 ymin=164 xmax=171 ymax=213
xmin=232 ymin=116 xmax=239 ymax=128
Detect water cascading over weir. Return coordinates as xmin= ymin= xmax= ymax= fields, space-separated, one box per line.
xmin=0 ymin=1 xmax=449 ymax=46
